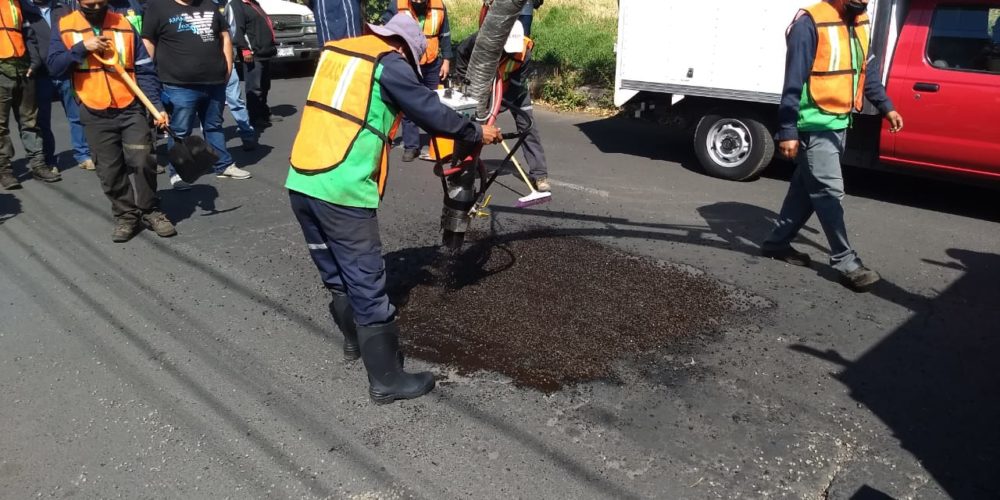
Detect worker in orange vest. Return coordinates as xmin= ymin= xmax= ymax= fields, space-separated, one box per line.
xmin=47 ymin=0 xmax=174 ymax=242
xmin=0 ymin=0 xmax=61 ymax=189
xmin=382 ymin=0 xmax=451 ymax=162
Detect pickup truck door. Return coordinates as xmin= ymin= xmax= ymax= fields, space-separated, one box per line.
xmin=883 ymin=1 xmax=1000 ymax=177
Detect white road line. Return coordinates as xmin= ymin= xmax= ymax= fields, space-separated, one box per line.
xmin=548 ymin=180 xmax=610 ymax=198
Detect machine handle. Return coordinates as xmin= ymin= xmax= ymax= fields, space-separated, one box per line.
xmin=913 ymin=82 xmax=940 ymax=92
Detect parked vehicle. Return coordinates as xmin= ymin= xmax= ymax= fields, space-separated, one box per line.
xmin=615 ymin=0 xmax=1000 ymax=182
xmin=258 ymin=0 xmax=320 ymax=62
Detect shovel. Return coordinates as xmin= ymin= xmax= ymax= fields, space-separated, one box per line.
xmin=93 ymin=47 xmax=217 ymax=183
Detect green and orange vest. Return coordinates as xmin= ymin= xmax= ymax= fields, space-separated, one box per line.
xmin=398 ymin=0 xmax=445 ymax=65
xmin=60 ymin=11 xmax=138 ymax=111
xmin=0 ymin=0 xmax=26 ymax=59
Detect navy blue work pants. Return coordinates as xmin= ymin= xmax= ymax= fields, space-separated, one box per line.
xmin=288 ymin=190 xmax=395 ymax=326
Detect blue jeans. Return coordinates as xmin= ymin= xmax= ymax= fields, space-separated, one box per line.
xmin=763 ymin=130 xmax=860 ymax=273
xmin=36 ymin=77 xmax=91 ymax=165
xmin=289 ymin=190 xmax=394 ymax=326
xmin=401 ymin=58 xmax=442 ymax=152
xmin=162 ymin=83 xmax=233 ymax=175
xmin=225 ymin=67 xmax=256 ymax=141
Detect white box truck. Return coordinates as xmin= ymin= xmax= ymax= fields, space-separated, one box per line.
xmin=614 ymin=0 xmax=1000 ymax=182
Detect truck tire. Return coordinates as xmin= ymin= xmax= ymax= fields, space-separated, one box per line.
xmin=693 ymin=111 xmax=775 ymax=181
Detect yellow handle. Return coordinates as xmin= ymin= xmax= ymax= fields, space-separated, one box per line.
xmin=93 ymin=46 xmax=164 ymax=121
xmin=500 ymin=139 xmax=538 ymax=193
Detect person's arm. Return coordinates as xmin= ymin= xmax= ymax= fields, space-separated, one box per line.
xmin=20 ymin=2 xmax=43 ymax=75
xmin=227 ymin=0 xmax=249 ymax=54
xmin=379 ymin=53 xmax=481 ymax=143
xmin=776 ymin=16 xmax=816 ymax=143
xmin=438 ymin=5 xmax=451 ymax=79
xmin=221 ymin=30 xmax=233 ymax=79
xmin=863 ymin=53 xmax=893 ymax=114
xmin=381 ymin=2 xmax=397 ymax=24
xmin=46 ymin=8 xmax=89 ymax=78
xmin=134 ymin=31 xmax=163 ymax=112
xmin=140 ymin=1 xmax=158 ymax=59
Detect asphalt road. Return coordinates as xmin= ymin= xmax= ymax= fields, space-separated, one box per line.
xmin=1 ymin=74 xmax=997 ymax=500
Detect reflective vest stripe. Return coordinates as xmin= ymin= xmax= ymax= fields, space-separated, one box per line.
xmin=70 ymin=32 xmax=89 ymax=69
xmin=113 ymin=31 xmax=126 ymax=66
xmin=331 ymin=57 xmax=361 ymax=110
xmin=800 ymin=1 xmax=869 ymax=114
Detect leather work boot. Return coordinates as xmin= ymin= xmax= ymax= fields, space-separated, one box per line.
xmin=841 ymin=266 xmax=881 ymax=293
xmin=329 ymin=291 xmax=360 ymax=361
xmin=358 ymin=320 xmax=434 ymax=405
xmin=761 ymin=246 xmax=811 ymax=267
xmin=142 ymin=210 xmax=177 ymax=238
xmin=111 ymin=217 xmax=139 ymax=243
xmin=31 ymin=166 xmax=61 ymax=183
xmin=0 ymin=172 xmax=21 ymax=190
xmin=534 ymin=176 xmax=551 ymax=191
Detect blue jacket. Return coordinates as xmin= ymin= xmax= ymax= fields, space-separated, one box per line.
xmin=379 ymin=52 xmax=480 ymax=143
xmin=778 ymin=14 xmax=894 ymax=141
xmin=45 ymin=8 xmax=162 ymax=111
xmin=308 ymin=0 xmax=362 ymax=45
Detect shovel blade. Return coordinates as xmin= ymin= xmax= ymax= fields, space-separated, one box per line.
xmin=169 ymin=136 xmax=217 ymax=183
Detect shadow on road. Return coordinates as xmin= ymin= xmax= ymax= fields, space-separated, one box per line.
xmin=792 ymin=249 xmax=1000 ymax=499
xmin=159 ymin=184 xmax=240 ymax=224
xmin=0 ymin=192 xmax=21 ymax=223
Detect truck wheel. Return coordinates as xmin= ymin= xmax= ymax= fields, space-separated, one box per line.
xmin=693 ymin=112 xmax=775 ymax=181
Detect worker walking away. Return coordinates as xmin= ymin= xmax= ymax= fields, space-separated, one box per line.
xmin=761 ymin=0 xmax=903 ymax=292
xmin=381 ymin=0 xmax=451 ymax=163
xmin=453 ymin=21 xmax=549 ymax=191
xmin=47 ymin=0 xmax=174 ymax=242
xmin=286 ymin=13 xmax=500 ymax=404
xmin=0 ymin=0 xmax=60 ymax=189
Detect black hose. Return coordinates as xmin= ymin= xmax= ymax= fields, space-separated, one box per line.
xmin=465 ymin=0 xmax=528 ymax=119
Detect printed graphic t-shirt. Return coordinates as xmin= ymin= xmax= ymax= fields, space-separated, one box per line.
xmin=142 ymin=0 xmax=230 ymax=85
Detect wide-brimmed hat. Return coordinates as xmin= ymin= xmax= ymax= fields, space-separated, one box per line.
xmin=367 ymin=13 xmax=428 ymax=77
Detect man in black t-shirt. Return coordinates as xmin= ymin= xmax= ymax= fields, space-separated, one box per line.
xmin=142 ymin=0 xmax=252 ymax=189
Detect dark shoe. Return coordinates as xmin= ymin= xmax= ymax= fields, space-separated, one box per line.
xmin=266 ymin=115 xmax=283 ymax=123
xmin=0 ymin=172 xmax=21 ymax=190
xmin=840 ymin=266 xmax=881 ymax=292
xmin=242 ymin=138 xmax=258 ymax=151
xmin=142 ymin=210 xmax=177 ymax=238
xmin=31 ymin=166 xmax=61 ymax=183
xmin=111 ymin=218 xmax=139 ymax=242
xmin=761 ymin=246 xmax=811 ymax=267
xmin=329 ymin=292 xmax=360 ymax=361
xmin=401 ymin=148 xmax=419 ymax=162
xmin=358 ymin=320 xmax=435 ymax=405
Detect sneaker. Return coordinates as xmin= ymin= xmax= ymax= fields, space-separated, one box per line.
xmin=142 ymin=210 xmax=177 ymax=238
xmin=0 ymin=172 xmax=21 ymax=190
xmin=840 ymin=266 xmax=881 ymax=293
xmin=402 ymin=148 xmax=419 ymax=162
xmin=31 ymin=166 xmax=61 ymax=183
xmin=242 ymin=138 xmax=258 ymax=151
xmin=217 ymin=164 xmax=252 ymax=179
xmin=77 ymin=159 xmax=96 ymax=171
xmin=170 ymin=174 xmax=192 ymax=191
xmin=111 ymin=217 xmax=139 ymax=243
xmin=534 ymin=176 xmax=551 ymax=192
xmin=761 ymin=246 xmax=811 ymax=267
xmin=418 ymin=148 xmax=433 ymax=161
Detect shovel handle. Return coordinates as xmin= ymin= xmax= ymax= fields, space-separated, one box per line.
xmin=92 ymin=47 xmax=164 ymax=121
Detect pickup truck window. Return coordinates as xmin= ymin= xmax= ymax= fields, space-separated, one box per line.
xmin=926 ymin=5 xmax=1000 ymax=74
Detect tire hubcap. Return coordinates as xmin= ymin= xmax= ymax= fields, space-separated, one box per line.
xmin=706 ymin=119 xmax=752 ymax=168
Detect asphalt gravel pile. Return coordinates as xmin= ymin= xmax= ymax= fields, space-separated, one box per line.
xmin=390 ymin=231 xmax=763 ymax=392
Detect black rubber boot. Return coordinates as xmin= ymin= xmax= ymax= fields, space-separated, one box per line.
xmin=358 ymin=320 xmax=434 ymax=405
xmin=329 ymin=292 xmax=360 ymax=361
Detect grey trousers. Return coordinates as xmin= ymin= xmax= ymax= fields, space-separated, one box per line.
xmin=0 ymin=72 xmax=45 ymax=174
xmin=506 ymin=84 xmax=548 ymax=180
xmin=763 ymin=130 xmax=861 ymax=274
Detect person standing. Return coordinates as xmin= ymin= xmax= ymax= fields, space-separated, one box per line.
xmin=230 ymin=0 xmax=275 ymax=128
xmin=761 ymin=0 xmax=903 ymax=292
xmin=0 ymin=0 xmax=60 ymax=189
xmin=219 ymin=0 xmax=257 ymax=150
xmin=141 ymin=0 xmax=251 ymax=190
xmin=307 ymin=0 xmax=360 ymax=45
xmin=518 ymin=0 xmax=541 ymax=36
xmin=453 ymin=21 xmax=550 ymax=191
xmin=24 ymin=0 xmax=95 ymax=173
xmin=47 ymin=0 xmax=175 ymax=241
xmin=286 ymin=14 xmax=501 ymax=404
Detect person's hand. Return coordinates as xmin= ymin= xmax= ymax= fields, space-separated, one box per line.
xmin=481 ymin=124 xmax=502 ymax=145
xmin=886 ymin=111 xmax=904 ymax=133
xmin=83 ymin=36 xmax=111 ymax=53
xmin=439 ymin=59 xmax=450 ymax=81
xmin=242 ymin=49 xmax=253 ymax=64
xmin=778 ymin=139 xmax=799 ymax=160
xmin=154 ymin=111 xmax=169 ymax=130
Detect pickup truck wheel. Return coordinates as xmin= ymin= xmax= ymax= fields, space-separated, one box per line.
xmin=694 ymin=112 xmax=774 ymax=181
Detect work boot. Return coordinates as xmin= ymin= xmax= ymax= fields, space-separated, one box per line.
xmin=840 ymin=266 xmax=881 ymax=293
xmin=358 ymin=320 xmax=435 ymax=405
xmin=401 ymin=148 xmax=419 ymax=162
xmin=142 ymin=210 xmax=177 ymax=238
xmin=111 ymin=217 xmax=139 ymax=243
xmin=31 ymin=166 xmax=61 ymax=183
xmin=534 ymin=176 xmax=551 ymax=191
xmin=329 ymin=292 xmax=360 ymax=361
xmin=0 ymin=172 xmax=21 ymax=190
xmin=761 ymin=245 xmax=811 ymax=267
xmin=77 ymin=159 xmax=96 ymax=171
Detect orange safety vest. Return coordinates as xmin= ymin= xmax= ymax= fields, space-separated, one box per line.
xmin=290 ymin=35 xmax=401 ymax=190
xmin=397 ymin=0 xmax=445 ymax=65
xmin=802 ymin=1 xmax=870 ymax=114
xmin=60 ymin=11 xmax=137 ymax=111
xmin=0 ymin=0 xmax=26 ymax=59
xmin=499 ymin=36 xmax=533 ymax=83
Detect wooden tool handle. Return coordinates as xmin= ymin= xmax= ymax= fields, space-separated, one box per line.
xmin=93 ymin=48 xmax=164 ymax=121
